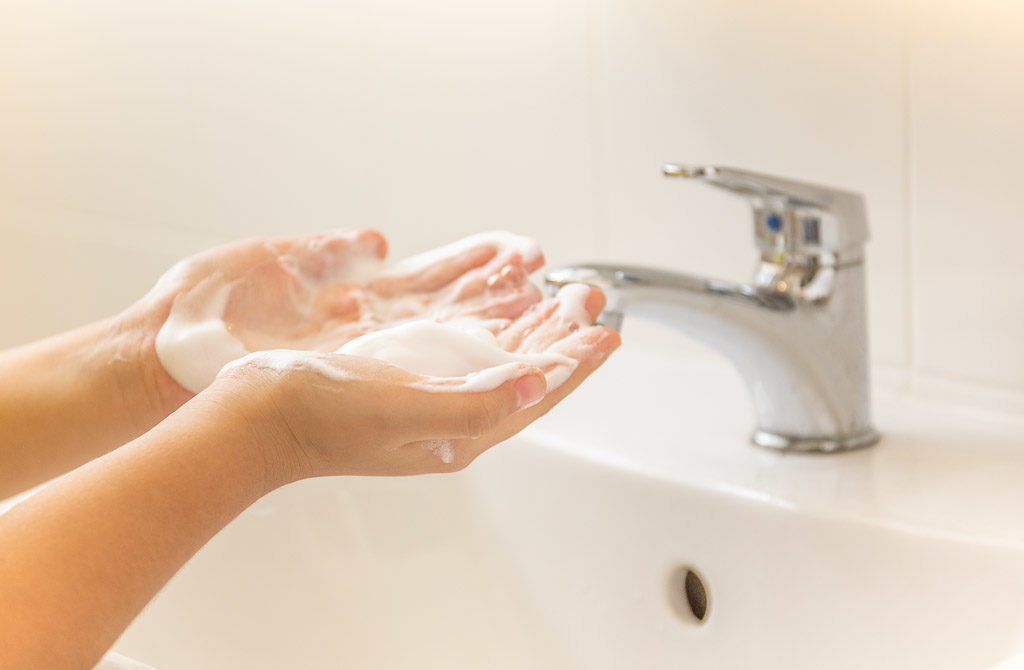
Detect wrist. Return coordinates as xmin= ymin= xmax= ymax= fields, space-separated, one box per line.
xmin=105 ymin=305 xmax=193 ymax=426
xmin=195 ymin=372 xmax=312 ymax=494
xmin=0 ymin=312 xmax=192 ymax=496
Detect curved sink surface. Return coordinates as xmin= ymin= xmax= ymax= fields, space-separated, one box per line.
xmin=94 ymin=345 xmax=1024 ymax=668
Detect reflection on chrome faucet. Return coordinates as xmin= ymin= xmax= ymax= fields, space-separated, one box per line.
xmin=546 ymin=164 xmax=880 ymax=453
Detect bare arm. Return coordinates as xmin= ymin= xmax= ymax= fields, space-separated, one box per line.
xmin=0 ymin=390 xmax=269 ymax=669
xmin=0 ymin=229 xmax=619 ymax=668
xmin=0 ymin=315 xmax=618 ymax=669
xmin=0 ymin=228 xmax=543 ymax=498
xmin=0 ymin=313 xmax=187 ymax=499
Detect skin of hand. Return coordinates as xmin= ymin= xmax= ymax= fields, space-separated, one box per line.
xmin=0 ymin=276 xmax=618 ymax=669
xmin=0 ymin=228 xmax=553 ymax=497
xmin=210 ymin=283 xmax=618 ymax=478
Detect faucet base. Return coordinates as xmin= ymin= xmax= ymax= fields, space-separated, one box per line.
xmin=751 ymin=428 xmax=880 ymax=454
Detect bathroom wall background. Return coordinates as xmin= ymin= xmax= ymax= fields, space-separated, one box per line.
xmin=0 ymin=0 xmax=1021 ymax=402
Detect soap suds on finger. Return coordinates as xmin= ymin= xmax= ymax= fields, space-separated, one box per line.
xmin=155 ymin=278 xmax=249 ymax=393
xmin=419 ymin=439 xmax=455 ymax=464
xmin=156 ymin=231 xmax=592 ymax=396
xmin=553 ymin=282 xmax=593 ymax=327
xmin=389 ymin=231 xmax=542 ymax=275
xmin=337 ymin=321 xmax=576 ymax=392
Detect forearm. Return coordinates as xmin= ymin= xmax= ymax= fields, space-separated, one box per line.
xmin=0 ymin=314 xmax=188 ymax=498
xmin=0 ymin=391 xmax=282 ymax=670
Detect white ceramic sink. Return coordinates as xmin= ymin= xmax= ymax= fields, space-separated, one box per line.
xmin=102 ymin=343 xmax=1024 ymax=669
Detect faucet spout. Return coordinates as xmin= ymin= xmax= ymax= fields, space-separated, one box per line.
xmin=546 ymin=264 xmax=795 ymax=327
xmin=547 ymin=262 xmax=877 ymax=452
xmin=545 ymin=164 xmax=881 ymax=453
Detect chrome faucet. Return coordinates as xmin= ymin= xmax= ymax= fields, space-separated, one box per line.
xmin=546 ymin=164 xmax=879 ymax=453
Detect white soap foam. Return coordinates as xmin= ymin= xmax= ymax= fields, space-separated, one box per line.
xmin=155 ymin=278 xmax=249 ymax=393
xmin=219 ymin=349 xmax=356 ymax=383
xmin=421 ymin=439 xmax=455 ymax=464
xmin=287 ymin=232 xmax=386 ymax=284
xmin=337 ymin=320 xmax=576 ymax=391
xmin=554 ymin=283 xmax=593 ymax=326
xmin=390 ymin=231 xmax=541 ymax=274
xmin=156 ymin=232 xmax=586 ymax=395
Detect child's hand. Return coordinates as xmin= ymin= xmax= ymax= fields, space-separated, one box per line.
xmin=119 ymin=229 xmax=550 ymax=418
xmin=203 ymin=285 xmax=618 ymax=482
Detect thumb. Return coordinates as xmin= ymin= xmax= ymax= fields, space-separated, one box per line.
xmin=402 ymin=367 xmax=547 ymax=441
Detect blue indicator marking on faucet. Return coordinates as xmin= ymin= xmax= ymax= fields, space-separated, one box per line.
xmin=766 ymin=212 xmax=783 ymax=232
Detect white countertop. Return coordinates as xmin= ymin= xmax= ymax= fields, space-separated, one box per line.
xmin=525 ymin=341 xmax=1024 ymax=546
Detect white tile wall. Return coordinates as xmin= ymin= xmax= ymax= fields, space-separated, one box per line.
xmin=0 ymin=201 xmax=223 ymax=347
xmin=596 ymin=0 xmax=908 ymax=368
xmin=0 ymin=0 xmax=1021 ymax=399
xmin=0 ymin=0 xmax=602 ymax=263
xmin=909 ymin=0 xmax=1024 ymax=390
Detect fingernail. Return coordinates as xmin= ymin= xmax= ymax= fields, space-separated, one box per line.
xmin=514 ymin=374 xmax=546 ymax=409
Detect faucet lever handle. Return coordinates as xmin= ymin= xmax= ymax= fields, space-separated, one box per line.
xmin=663 ymin=163 xmax=869 ymax=264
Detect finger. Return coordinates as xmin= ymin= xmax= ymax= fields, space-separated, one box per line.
xmin=548 ymin=283 xmax=605 ymax=325
xmin=266 ymin=228 xmax=386 ymax=259
xmin=513 ymin=285 xmax=606 ymax=353
xmin=279 ymin=230 xmax=388 ymax=326
xmin=355 ymin=228 xmax=389 ymax=260
xmin=375 ymin=235 xmax=546 ymax=301
xmin=486 ymin=263 xmax=527 ymax=290
xmin=475 ymin=282 xmax=543 ymax=320
xmin=440 ymin=248 xmax=538 ymax=304
xmin=312 ymin=284 xmax=366 ymax=322
xmin=437 ymin=282 xmax=543 ymax=323
xmin=164 ymin=229 xmax=388 ymax=292
xmin=476 ymin=242 xmax=546 ymax=277
xmin=581 ymin=285 xmax=607 ymax=321
xmin=372 ymin=244 xmax=497 ymax=297
xmin=393 ymin=367 xmax=547 ymax=444
xmin=288 ymin=229 xmax=388 ymax=281
xmin=156 ymin=238 xmax=278 ymax=292
xmin=496 ymin=300 xmax=559 ymax=351
xmin=456 ymin=326 xmax=621 ymax=460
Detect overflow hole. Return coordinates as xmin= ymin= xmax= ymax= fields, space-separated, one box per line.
xmin=668 ymin=566 xmax=710 ymax=624
xmin=684 ymin=569 xmax=708 ymax=621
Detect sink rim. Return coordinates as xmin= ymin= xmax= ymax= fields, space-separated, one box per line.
xmin=521 ymin=343 xmax=1024 ymax=549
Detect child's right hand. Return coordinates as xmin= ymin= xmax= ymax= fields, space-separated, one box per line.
xmin=200 ymin=284 xmax=618 ymax=486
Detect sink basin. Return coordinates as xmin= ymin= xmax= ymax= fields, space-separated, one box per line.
xmin=95 ymin=344 xmax=1024 ymax=669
